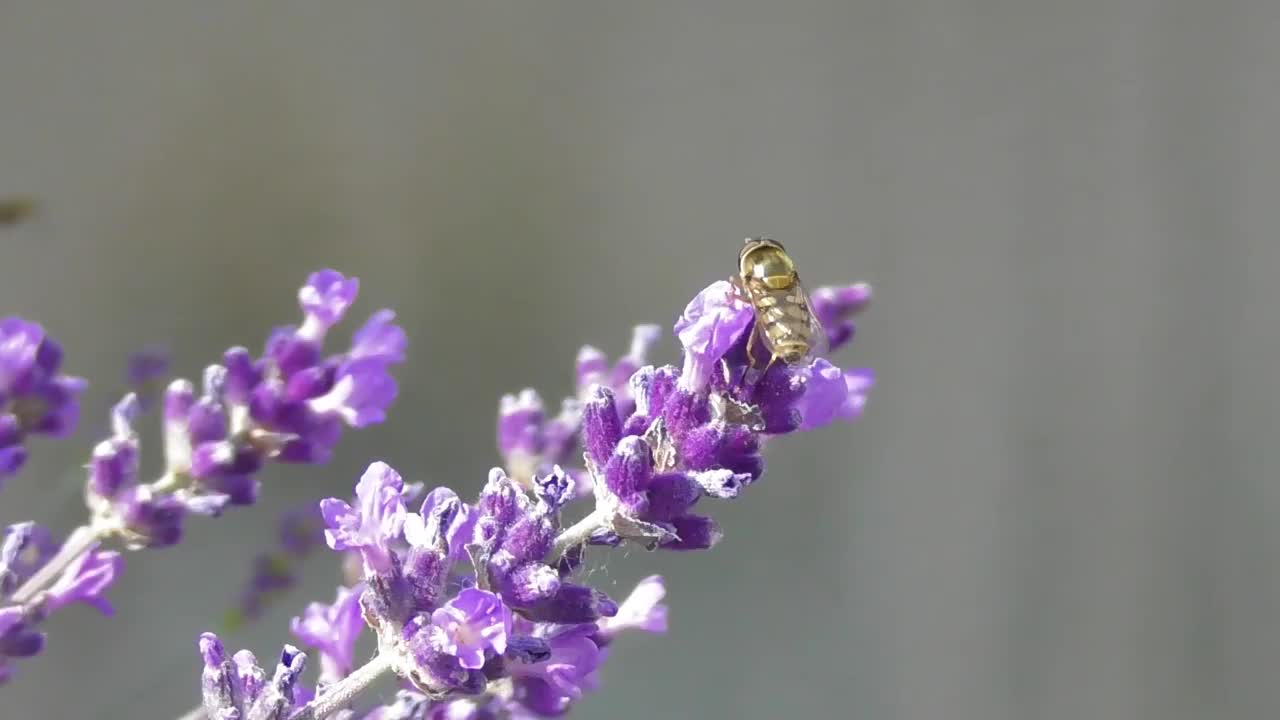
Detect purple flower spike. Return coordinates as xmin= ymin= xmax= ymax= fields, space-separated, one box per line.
xmin=290 ymin=584 xmax=364 ymax=682
xmin=810 ymin=282 xmax=871 ymax=352
xmin=309 ymin=357 xmax=398 ymax=428
xmin=43 ymin=545 xmax=122 ymax=615
xmin=321 ymin=461 xmax=406 ymax=573
xmin=674 ymin=281 xmax=753 ymax=391
xmin=599 ymin=575 xmax=668 ymax=639
xmin=297 ymin=269 xmax=360 ymax=343
xmin=430 ymin=588 xmax=513 ymax=669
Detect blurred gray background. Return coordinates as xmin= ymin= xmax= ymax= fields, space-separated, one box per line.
xmin=0 ymin=2 xmax=1276 ymax=719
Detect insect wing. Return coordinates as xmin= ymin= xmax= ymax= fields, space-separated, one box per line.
xmin=791 ymin=278 xmax=829 ymax=358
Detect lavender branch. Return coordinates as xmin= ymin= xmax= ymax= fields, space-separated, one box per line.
xmin=289 ymin=653 xmax=395 ymax=720
xmin=548 ymin=508 xmax=606 ymax=563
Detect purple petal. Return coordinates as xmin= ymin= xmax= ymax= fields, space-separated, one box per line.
xmin=838 ymin=368 xmax=874 ymax=421
xmin=349 ymin=309 xmax=407 ymax=365
xmin=673 ymin=281 xmax=753 ymax=391
xmin=290 ymin=584 xmax=364 ymax=679
xmin=0 ymin=317 xmax=43 ymax=390
xmin=431 ymin=588 xmax=512 ymax=669
xmin=297 ymin=270 xmax=360 ymax=341
xmin=795 ymin=358 xmax=851 ymax=431
xmin=44 ymin=545 xmax=123 ymax=615
xmin=308 ymin=357 xmax=398 ymax=428
xmin=599 ymin=575 xmax=668 ymax=637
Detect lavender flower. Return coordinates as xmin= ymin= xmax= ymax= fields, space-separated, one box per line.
xmin=232 ymin=481 xmax=428 ymax=629
xmin=41 ymin=544 xmax=123 ymax=615
xmin=292 ymin=584 xmax=365 ymax=683
xmin=506 ymin=623 xmax=603 ymax=716
xmin=321 ymin=461 xmax=407 ymax=574
xmin=809 ymin=282 xmax=871 ymax=352
xmin=198 ymin=633 xmax=307 ymax=720
xmin=596 ymin=575 xmax=668 ymax=641
xmin=125 ymin=345 xmax=171 ymax=411
xmin=0 ymin=317 xmax=85 ymax=488
xmin=427 ymin=588 xmax=512 ymax=669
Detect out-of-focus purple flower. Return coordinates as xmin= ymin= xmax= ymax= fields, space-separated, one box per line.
xmin=0 ymin=607 xmax=44 ymax=686
xmin=279 ymin=502 xmax=326 ymax=556
xmin=575 ymin=324 xmax=662 ymax=411
xmin=291 ymin=584 xmax=365 ymax=682
xmin=228 ymin=554 xmax=296 ymax=628
xmin=321 ymin=461 xmax=406 ymax=573
xmin=0 ymin=317 xmax=85 ymax=487
xmin=838 ymin=368 xmax=874 ymax=421
xmin=429 ymin=588 xmax=512 ymax=669
xmin=198 ymin=633 xmax=307 ymax=720
xmin=125 ymin=345 xmax=170 ymax=410
xmin=810 ymin=283 xmax=871 ymax=352
xmin=496 ymin=388 xmax=584 ymax=495
xmin=597 ymin=575 xmax=667 ymax=640
xmin=297 ymin=270 xmax=360 ymax=343
xmin=673 ymin=281 xmax=752 ymax=392
xmin=126 ymin=346 xmax=170 ymax=388
xmin=350 ymin=309 xmax=408 ymax=365
xmin=42 ymin=544 xmax=122 ymax=615
xmin=308 ymin=357 xmax=399 ymax=428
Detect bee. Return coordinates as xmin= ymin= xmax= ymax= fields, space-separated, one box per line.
xmin=734 ymin=237 xmax=825 ymax=373
xmin=0 ymin=197 xmax=36 ymax=226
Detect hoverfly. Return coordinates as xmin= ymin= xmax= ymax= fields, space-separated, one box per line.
xmin=0 ymin=197 xmax=36 ymax=227
xmin=734 ymin=237 xmax=825 ymax=375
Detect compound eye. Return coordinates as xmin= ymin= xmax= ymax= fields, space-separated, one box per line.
xmin=749 ymin=247 xmax=796 ymax=288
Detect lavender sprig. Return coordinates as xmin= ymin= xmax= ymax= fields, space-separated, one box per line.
xmin=212 ymin=273 xmax=873 ymax=720
xmin=5 ymin=270 xmax=406 ymax=678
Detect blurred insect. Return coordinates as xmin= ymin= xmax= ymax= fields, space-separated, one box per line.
xmin=0 ymin=197 xmax=36 ymax=226
xmin=733 ymin=237 xmax=826 ymax=375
